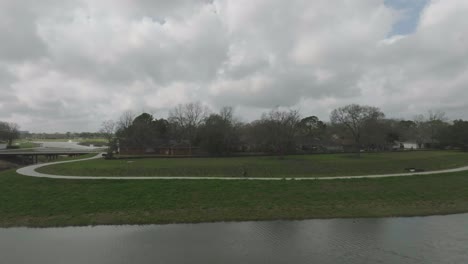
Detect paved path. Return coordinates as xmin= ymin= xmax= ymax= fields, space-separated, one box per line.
xmin=16 ymin=153 xmax=468 ymax=180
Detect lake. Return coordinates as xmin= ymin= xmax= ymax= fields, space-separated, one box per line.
xmin=33 ymin=141 xmax=101 ymax=150
xmin=1 ymin=213 xmax=467 ymax=264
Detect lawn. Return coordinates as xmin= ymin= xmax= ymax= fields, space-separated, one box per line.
xmin=1 ymin=169 xmax=468 ymax=227
xmin=37 ymin=151 xmax=468 ymax=177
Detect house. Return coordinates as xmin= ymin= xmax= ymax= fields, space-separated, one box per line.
xmin=393 ymin=141 xmax=424 ymax=150
xmin=301 ymin=135 xmax=346 ymax=153
xmin=119 ymin=141 xmax=200 ymax=156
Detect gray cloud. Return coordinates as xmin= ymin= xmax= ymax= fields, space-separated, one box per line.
xmin=0 ymin=2 xmax=47 ymax=61
xmin=0 ymin=0 xmax=467 ymax=132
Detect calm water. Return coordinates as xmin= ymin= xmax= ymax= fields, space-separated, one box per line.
xmin=33 ymin=141 xmax=100 ymax=150
xmin=1 ymin=214 xmax=468 ymax=264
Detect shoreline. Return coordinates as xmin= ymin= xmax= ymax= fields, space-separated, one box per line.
xmin=3 ymin=210 xmax=468 ymax=229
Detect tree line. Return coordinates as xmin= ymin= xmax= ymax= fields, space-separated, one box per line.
xmin=0 ymin=121 xmax=19 ymax=147
xmin=25 ymin=132 xmax=105 ymax=140
xmin=101 ymin=103 xmax=468 ymax=157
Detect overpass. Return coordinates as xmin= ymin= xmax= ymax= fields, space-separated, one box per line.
xmin=0 ymin=150 xmax=100 ymax=164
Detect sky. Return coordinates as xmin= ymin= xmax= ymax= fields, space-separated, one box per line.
xmin=0 ymin=0 xmax=467 ymax=132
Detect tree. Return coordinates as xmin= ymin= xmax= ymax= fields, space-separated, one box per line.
xmin=257 ymin=109 xmax=301 ymax=157
xmin=115 ymin=111 xmax=135 ymax=147
xmin=437 ymin=120 xmax=468 ymax=151
xmin=412 ymin=111 xmax=448 ymax=148
xmin=117 ymin=110 xmax=135 ymax=132
xmin=0 ymin=122 xmax=8 ymax=143
xmin=413 ymin=114 xmax=429 ymax=148
xmin=115 ymin=112 xmax=170 ymax=153
xmin=397 ymin=120 xmax=417 ymax=142
xmin=199 ymin=107 xmax=240 ymax=155
xmin=168 ymin=102 xmax=210 ymax=145
xmin=0 ymin=122 xmax=20 ymax=147
xmin=100 ymin=120 xmax=116 ymax=157
xmin=427 ymin=110 xmax=448 ymax=147
xmin=360 ymin=118 xmax=396 ymax=151
xmin=129 ymin=113 xmax=156 ymax=148
xmin=330 ymin=104 xmax=385 ymax=156
xmin=298 ymin=116 xmax=326 ymax=150
xmin=200 ymin=114 xmax=231 ymax=155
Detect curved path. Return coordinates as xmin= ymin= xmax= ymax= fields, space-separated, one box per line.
xmin=16 ymin=152 xmax=468 ymax=180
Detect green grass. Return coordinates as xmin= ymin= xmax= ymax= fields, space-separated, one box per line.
xmin=37 ymin=151 xmax=468 ymax=177
xmin=1 ymin=170 xmax=468 ymax=227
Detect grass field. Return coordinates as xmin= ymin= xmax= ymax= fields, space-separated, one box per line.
xmin=37 ymin=151 xmax=468 ymax=177
xmin=1 ymin=169 xmax=468 ymax=227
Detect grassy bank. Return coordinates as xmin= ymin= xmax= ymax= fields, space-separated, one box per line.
xmin=1 ymin=170 xmax=468 ymax=227
xmin=37 ymin=151 xmax=468 ymax=177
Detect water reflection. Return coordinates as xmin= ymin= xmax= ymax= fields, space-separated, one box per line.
xmin=1 ymin=214 xmax=468 ymax=264
xmin=34 ymin=141 xmax=101 ymax=150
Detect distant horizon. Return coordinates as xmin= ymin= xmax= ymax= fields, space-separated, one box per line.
xmin=20 ymin=105 xmax=458 ymax=134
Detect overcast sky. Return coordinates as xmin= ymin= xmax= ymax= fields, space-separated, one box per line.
xmin=1 ymin=0 xmax=467 ymax=132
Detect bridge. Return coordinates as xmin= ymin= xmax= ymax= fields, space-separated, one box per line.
xmin=0 ymin=150 xmax=101 ymax=164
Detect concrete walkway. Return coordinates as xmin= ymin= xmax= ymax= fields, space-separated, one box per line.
xmin=16 ymin=152 xmax=468 ymax=180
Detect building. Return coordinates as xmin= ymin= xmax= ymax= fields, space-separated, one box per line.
xmin=119 ymin=141 xmax=200 ymax=156
xmin=393 ymin=141 xmax=424 ymax=150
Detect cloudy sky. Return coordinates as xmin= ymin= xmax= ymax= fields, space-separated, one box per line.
xmin=0 ymin=0 xmax=467 ymax=132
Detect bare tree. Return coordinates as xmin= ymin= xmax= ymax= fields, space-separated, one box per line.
xmin=427 ymin=110 xmax=448 ymax=146
xmin=0 ymin=122 xmax=20 ymax=147
xmin=100 ymin=120 xmax=116 ymax=156
xmin=0 ymin=122 xmax=8 ymax=143
xmin=168 ymin=102 xmax=210 ymax=144
xmin=413 ymin=114 xmax=429 ymax=148
xmin=260 ymin=108 xmax=301 ymax=157
xmin=117 ymin=110 xmax=135 ymax=132
xmin=115 ymin=111 xmax=135 ymax=150
xmin=330 ymin=104 xmax=385 ymax=156
xmin=411 ymin=111 xmax=448 ymax=148
xmin=219 ymin=106 xmax=234 ymax=122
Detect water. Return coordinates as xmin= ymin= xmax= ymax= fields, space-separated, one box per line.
xmin=33 ymin=141 xmax=100 ymax=150
xmin=1 ymin=214 xmax=467 ymax=264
